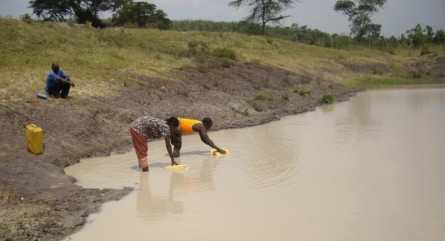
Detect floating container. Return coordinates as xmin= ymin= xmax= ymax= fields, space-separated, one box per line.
xmin=26 ymin=124 xmax=44 ymax=154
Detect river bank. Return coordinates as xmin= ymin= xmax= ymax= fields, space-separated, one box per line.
xmin=1 ymin=53 xmax=445 ymax=240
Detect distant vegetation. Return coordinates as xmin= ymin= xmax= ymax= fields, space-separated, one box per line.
xmin=228 ymin=0 xmax=298 ymax=35
xmin=20 ymin=0 xmax=444 ymax=51
xmin=7 ymin=0 xmax=438 ymax=53
xmin=334 ymin=0 xmax=387 ymax=43
xmin=169 ymin=20 xmax=445 ymax=51
xmin=19 ymin=13 xmax=444 ymax=52
xmin=0 ymin=15 xmax=443 ymax=101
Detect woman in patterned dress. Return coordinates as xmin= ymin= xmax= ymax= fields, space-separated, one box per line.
xmin=130 ymin=116 xmax=180 ymax=172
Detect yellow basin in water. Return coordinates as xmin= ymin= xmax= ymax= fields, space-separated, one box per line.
xmin=210 ymin=148 xmax=231 ymax=157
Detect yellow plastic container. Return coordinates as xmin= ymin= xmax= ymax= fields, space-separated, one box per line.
xmin=164 ymin=164 xmax=189 ymax=171
xmin=26 ymin=124 xmax=43 ymax=154
xmin=210 ymin=148 xmax=231 ymax=157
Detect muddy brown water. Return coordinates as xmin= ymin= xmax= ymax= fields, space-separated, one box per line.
xmin=63 ymin=86 xmax=445 ymax=241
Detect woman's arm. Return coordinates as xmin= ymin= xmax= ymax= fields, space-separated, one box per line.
xmin=164 ymin=135 xmax=178 ymax=165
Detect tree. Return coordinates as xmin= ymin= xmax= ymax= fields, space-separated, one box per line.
xmin=399 ymin=33 xmax=408 ymax=46
xmin=28 ymin=0 xmax=72 ymax=21
xmin=29 ymin=0 xmax=124 ymax=27
xmin=229 ymin=0 xmax=298 ymax=35
xmin=424 ymin=25 xmax=434 ymax=43
xmin=364 ymin=23 xmax=381 ymax=45
xmin=386 ymin=36 xmax=399 ymax=48
xmin=334 ymin=0 xmax=386 ymax=42
xmin=433 ymin=29 xmax=445 ymax=45
xmin=406 ymin=24 xmax=426 ymax=47
xmin=112 ymin=1 xmax=170 ymax=29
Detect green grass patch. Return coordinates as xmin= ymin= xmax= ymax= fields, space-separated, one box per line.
xmin=319 ymin=93 xmax=335 ymax=104
xmin=345 ymin=76 xmax=426 ymax=89
xmin=254 ymin=92 xmax=273 ymax=101
xmin=213 ymin=47 xmax=237 ymax=60
xmin=251 ymin=102 xmax=264 ymax=112
xmin=293 ymin=87 xmax=311 ymax=96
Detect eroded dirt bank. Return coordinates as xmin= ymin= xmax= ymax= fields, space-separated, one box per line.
xmin=1 ymin=59 xmax=443 ymax=241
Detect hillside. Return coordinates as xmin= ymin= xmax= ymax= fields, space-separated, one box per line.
xmin=0 ymin=18 xmax=444 ymax=241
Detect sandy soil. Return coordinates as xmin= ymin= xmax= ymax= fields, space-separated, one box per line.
xmin=0 ymin=59 xmax=443 ymax=241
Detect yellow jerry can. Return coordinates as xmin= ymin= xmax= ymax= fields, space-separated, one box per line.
xmin=26 ymin=124 xmax=43 ymax=154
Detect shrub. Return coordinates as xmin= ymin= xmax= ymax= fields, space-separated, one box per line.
xmin=319 ymin=93 xmax=335 ymax=104
xmin=386 ymin=49 xmax=396 ymax=55
xmin=213 ymin=47 xmax=237 ymax=60
xmin=188 ymin=40 xmax=209 ymax=54
xmin=420 ymin=46 xmax=432 ymax=56
xmin=409 ymin=70 xmax=422 ymax=78
xmin=254 ymin=92 xmax=272 ymax=101
xmin=20 ymin=13 xmax=33 ymax=24
xmin=251 ymin=102 xmax=264 ymax=112
xmin=293 ymin=87 xmax=311 ymax=96
xmin=282 ymin=91 xmax=289 ymax=101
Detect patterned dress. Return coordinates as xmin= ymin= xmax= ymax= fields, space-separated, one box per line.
xmin=130 ymin=116 xmax=170 ymax=168
xmin=131 ymin=116 xmax=169 ymax=140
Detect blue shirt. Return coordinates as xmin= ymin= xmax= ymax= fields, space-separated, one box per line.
xmin=45 ymin=69 xmax=68 ymax=92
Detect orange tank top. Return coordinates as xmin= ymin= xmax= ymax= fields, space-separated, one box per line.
xmin=179 ymin=118 xmax=202 ymax=134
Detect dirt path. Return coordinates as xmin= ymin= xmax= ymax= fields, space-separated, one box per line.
xmin=0 ymin=59 xmax=442 ymax=241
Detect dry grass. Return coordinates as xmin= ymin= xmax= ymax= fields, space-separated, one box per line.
xmin=1 ymin=18 xmax=444 ymax=102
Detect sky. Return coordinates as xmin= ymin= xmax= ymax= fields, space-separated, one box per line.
xmin=0 ymin=0 xmax=444 ymax=37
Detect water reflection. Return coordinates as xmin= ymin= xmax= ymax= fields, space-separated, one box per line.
xmin=64 ymin=86 xmax=445 ymax=241
xmin=337 ymin=92 xmax=382 ymax=143
xmin=136 ymin=154 xmax=220 ymax=221
xmin=137 ymin=172 xmax=184 ymax=220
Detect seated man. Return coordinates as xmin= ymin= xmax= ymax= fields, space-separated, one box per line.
xmin=45 ymin=62 xmax=75 ymax=98
xmin=169 ymin=117 xmax=226 ymax=157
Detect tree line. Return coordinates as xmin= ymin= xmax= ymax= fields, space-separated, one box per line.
xmin=25 ymin=0 xmax=444 ymax=48
xmin=169 ymin=20 xmax=444 ymax=50
xmin=28 ymin=0 xmax=170 ymax=28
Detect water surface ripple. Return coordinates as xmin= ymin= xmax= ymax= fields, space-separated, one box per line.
xmin=64 ymin=86 xmax=445 ymax=241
